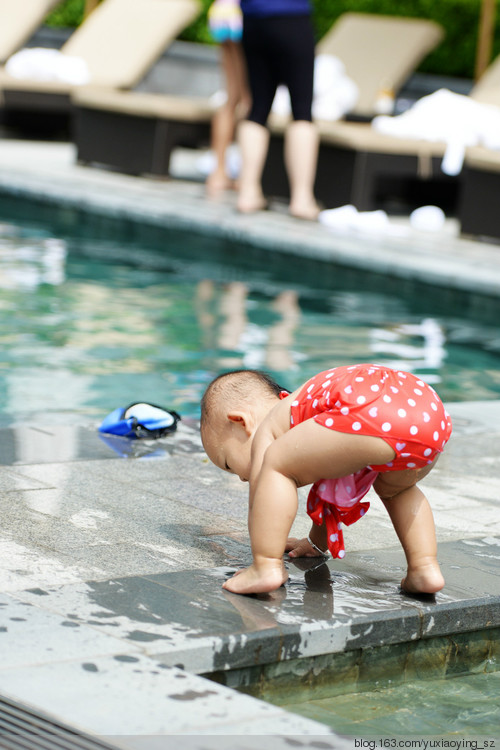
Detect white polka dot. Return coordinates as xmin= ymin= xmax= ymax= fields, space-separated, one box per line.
xmin=319 ymin=512 xmax=322 ymax=520
xmin=407 ymin=462 xmax=416 ymax=468
xmin=385 ymin=462 xmax=394 ymax=467
xmin=423 ymin=412 xmax=430 ymax=422
xmin=325 ymin=418 xmax=334 ymax=427
xmin=398 ymin=409 xmax=407 ymax=418
xmin=313 ymin=399 xmax=318 ymax=408
xmin=408 ymin=399 xmax=416 ymax=407
xmin=416 ymin=380 xmax=425 ymax=386
xmin=341 ymin=406 xmax=349 ymax=415
xmin=292 ymin=400 xmax=299 ymax=407
xmin=346 ymin=485 xmax=352 ymax=494
xmin=396 ymin=443 xmax=406 ymax=450
xmin=307 ymin=383 xmax=314 ymax=392
xmin=357 ymin=396 xmax=366 ymax=405
xmin=390 ymin=386 xmax=399 ymax=394
xmin=322 ymin=379 xmax=331 ymax=388
xmin=319 ymin=483 xmax=327 ymax=492
xmin=414 ymin=389 xmax=423 ymax=396
xmin=337 ymin=522 xmax=343 ymax=530
xmin=410 ymin=425 xmax=418 ymax=435
xmin=382 ymin=422 xmax=391 ymax=432
xmin=431 ymin=402 xmax=438 ymax=411
xmin=344 ymin=385 xmax=353 ymax=394
xmin=335 ymin=400 xmax=342 ymax=408
xmin=329 ymin=533 xmax=338 ymax=542
xmin=371 ymin=384 xmax=380 ymax=392
xmin=424 ymin=448 xmax=432 ymax=456
xmin=401 ymin=453 xmax=411 ymax=457
xmin=433 ymin=431 xmax=439 ymax=441
xmin=291 ymin=417 xmax=294 ymax=425
xmin=398 ymin=372 xmax=407 ymax=378
xmin=352 ymin=421 xmax=362 ymax=431
xmin=383 ymin=395 xmax=392 ymax=403
xmin=359 ymin=508 xmax=366 ymax=516
xmin=369 ymin=407 xmax=378 ymax=417
xmin=441 ymin=420 xmax=445 ymax=430
xmin=355 ymin=376 xmax=364 ymax=382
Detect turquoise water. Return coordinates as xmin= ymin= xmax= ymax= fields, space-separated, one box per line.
xmin=283 ymin=670 xmax=500 ymax=737
xmin=1 ymin=208 xmax=500 ymax=425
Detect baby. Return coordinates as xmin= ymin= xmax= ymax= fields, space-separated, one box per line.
xmin=200 ymin=364 xmax=452 ymax=596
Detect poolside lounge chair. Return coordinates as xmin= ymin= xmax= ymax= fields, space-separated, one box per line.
xmin=70 ymin=11 xmax=443 ymax=179
xmin=74 ymin=86 xmax=215 ymax=176
xmin=315 ymin=13 xmax=444 ymax=121
xmin=264 ymin=24 xmax=500 ymax=217
xmin=0 ymin=0 xmax=61 ymax=64
xmin=263 ymin=50 xmax=500 ymax=213
xmin=0 ymin=0 xmax=201 ymax=129
xmin=459 ymin=146 xmax=500 ymax=240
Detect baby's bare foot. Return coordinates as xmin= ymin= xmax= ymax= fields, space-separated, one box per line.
xmin=401 ymin=562 xmax=445 ymax=595
xmin=223 ymin=561 xmax=287 ymax=595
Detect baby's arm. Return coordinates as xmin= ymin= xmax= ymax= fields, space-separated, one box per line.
xmin=223 ymin=446 xmax=298 ymax=594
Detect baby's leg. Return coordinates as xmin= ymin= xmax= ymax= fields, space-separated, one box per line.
xmin=374 ymin=464 xmax=445 ymax=594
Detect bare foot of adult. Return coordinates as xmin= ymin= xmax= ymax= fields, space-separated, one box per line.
xmin=206 ymin=173 xmax=233 ymax=196
xmin=289 ymin=201 xmax=320 ymax=221
xmin=237 ymin=191 xmax=268 ymax=214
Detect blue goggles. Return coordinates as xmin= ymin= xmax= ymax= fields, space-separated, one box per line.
xmin=98 ymin=402 xmax=181 ymax=439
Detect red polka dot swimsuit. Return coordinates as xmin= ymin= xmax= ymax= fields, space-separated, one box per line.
xmin=287 ymin=364 xmax=452 ymax=559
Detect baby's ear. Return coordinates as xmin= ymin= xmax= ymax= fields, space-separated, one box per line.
xmin=227 ymin=411 xmax=253 ymax=436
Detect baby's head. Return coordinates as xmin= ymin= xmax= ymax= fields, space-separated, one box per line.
xmin=200 ymin=369 xmax=284 ymax=481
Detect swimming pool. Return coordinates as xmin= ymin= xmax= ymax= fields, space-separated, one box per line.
xmin=1 ymin=198 xmax=500 ymax=426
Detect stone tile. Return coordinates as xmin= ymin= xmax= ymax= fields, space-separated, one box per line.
xmin=0 ymin=654 xmax=334 ymax=737
xmin=0 ymin=425 xmax=118 ymax=465
xmin=0 ymin=467 xmax=53 ymax=491
xmin=0 ymin=593 xmax=141 ymax=669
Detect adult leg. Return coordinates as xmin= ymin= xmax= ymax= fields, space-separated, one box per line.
xmin=237 ymin=16 xmax=277 ymax=213
xmin=285 ymin=120 xmax=319 ymax=219
xmin=278 ymin=16 xmax=319 ymax=219
xmin=237 ymin=121 xmax=270 ymax=212
xmin=207 ymin=41 xmax=250 ymax=195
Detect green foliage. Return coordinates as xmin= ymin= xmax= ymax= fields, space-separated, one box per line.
xmin=46 ymin=0 xmax=86 ymax=27
xmin=45 ymin=0 xmax=500 ymax=79
xmin=310 ymin=0 xmax=492 ymax=79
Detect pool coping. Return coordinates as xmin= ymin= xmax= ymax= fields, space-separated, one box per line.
xmin=1 ymin=139 xmax=500 ymax=300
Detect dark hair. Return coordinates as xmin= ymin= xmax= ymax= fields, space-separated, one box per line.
xmin=200 ymin=369 xmax=286 ymax=426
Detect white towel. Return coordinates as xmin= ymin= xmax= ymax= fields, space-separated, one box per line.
xmin=372 ymin=89 xmax=500 ymax=175
xmin=5 ymin=48 xmax=90 ymax=85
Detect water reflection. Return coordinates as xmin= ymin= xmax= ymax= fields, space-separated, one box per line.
xmin=1 ymin=222 xmax=499 ymax=423
xmin=196 ymin=280 xmax=301 ymax=371
xmin=0 ymin=227 xmax=65 ymax=288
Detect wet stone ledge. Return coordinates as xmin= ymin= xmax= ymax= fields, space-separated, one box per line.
xmin=14 ymin=538 xmax=500 ymax=677
xmin=206 ymin=626 xmax=500 ymax=704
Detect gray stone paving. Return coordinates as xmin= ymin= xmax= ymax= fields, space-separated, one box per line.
xmin=0 ymin=137 xmax=499 ymax=745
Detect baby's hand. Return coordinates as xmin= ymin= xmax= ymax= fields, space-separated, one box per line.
xmin=286 ymin=536 xmax=328 ymax=558
xmin=222 ymin=561 xmax=288 ymax=595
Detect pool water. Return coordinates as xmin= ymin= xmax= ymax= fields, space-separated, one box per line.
xmin=1 ymin=210 xmax=500 ymax=425
xmin=281 ymin=670 xmax=500 ymax=737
